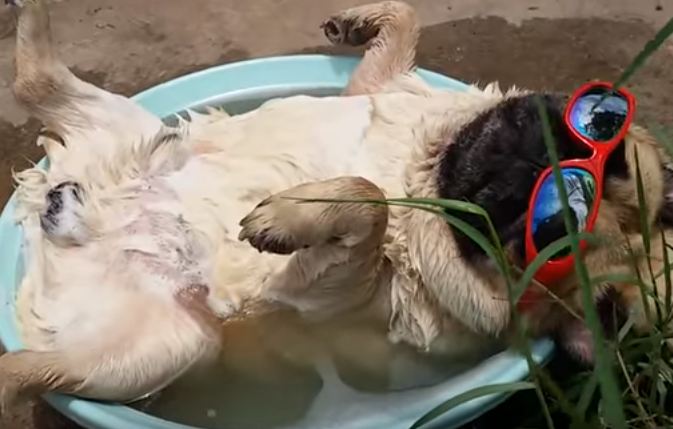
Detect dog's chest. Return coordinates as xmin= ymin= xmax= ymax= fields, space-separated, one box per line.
xmin=114 ymin=190 xmax=212 ymax=297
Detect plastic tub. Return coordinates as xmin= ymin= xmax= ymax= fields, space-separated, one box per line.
xmin=0 ymin=54 xmax=554 ymax=429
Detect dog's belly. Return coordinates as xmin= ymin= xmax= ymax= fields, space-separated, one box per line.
xmin=150 ymin=93 xmax=423 ymax=313
xmin=17 ymin=202 xmax=211 ymax=347
xmin=166 ymin=94 xmax=414 ymax=244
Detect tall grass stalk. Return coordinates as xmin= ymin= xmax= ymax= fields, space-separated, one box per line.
xmin=535 ymin=97 xmax=626 ymax=428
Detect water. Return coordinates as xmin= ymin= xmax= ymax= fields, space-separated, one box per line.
xmin=132 ymin=311 xmax=480 ymax=429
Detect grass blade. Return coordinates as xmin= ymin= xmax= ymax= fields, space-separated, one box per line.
xmin=576 ymin=371 xmax=599 ymax=420
xmin=634 ymin=148 xmax=652 ymax=255
xmin=613 ymin=17 xmax=673 ymax=88
xmin=293 ymin=197 xmax=511 ymax=277
xmin=590 ymin=273 xmax=641 ymax=288
xmin=386 ymin=197 xmax=489 ymax=216
xmin=634 ymin=147 xmax=663 ymax=326
xmin=409 ymin=382 xmax=536 ymax=429
xmin=535 ymin=96 xmax=626 ymax=429
xmin=513 ymin=232 xmax=600 ymax=303
xmin=386 ymin=197 xmax=510 ymax=267
xmin=662 ymin=228 xmax=673 ymax=318
xmin=617 ymin=315 xmax=636 ymax=343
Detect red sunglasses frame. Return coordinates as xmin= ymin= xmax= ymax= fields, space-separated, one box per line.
xmin=518 ymin=81 xmax=636 ymax=311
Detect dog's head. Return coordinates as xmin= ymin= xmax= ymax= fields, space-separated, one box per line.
xmin=433 ymin=91 xmax=670 ymax=362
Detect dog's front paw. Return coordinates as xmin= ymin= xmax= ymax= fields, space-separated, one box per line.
xmin=238 ymin=196 xmax=308 ymax=255
xmin=320 ymin=11 xmax=378 ymax=46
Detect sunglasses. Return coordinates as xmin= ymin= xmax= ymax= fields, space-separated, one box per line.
xmin=518 ymin=81 xmax=636 ymax=311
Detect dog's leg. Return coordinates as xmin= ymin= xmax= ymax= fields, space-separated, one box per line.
xmin=239 ymin=176 xmax=390 ymax=321
xmin=0 ymin=350 xmax=85 ymax=416
xmin=321 ymin=1 xmax=419 ymax=95
xmin=0 ymin=288 xmax=218 ymax=413
xmin=9 ymin=0 xmax=161 ymax=141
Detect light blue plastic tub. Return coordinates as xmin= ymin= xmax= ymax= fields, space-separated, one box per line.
xmin=0 ymin=55 xmax=554 ymax=429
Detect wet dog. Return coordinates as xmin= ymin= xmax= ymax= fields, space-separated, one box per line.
xmin=0 ymin=0 xmax=671 ymax=413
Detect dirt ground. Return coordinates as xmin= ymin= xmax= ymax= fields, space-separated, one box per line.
xmin=0 ymin=0 xmax=671 ymax=428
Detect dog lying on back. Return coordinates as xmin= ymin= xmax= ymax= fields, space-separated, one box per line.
xmin=1 ymin=0 xmax=672 ymax=411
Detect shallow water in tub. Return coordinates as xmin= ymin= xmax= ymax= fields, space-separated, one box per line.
xmin=131 ymin=310 xmax=489 ymax=429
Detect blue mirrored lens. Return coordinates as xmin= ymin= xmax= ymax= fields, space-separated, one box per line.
xmin=569 ymin=89 xmax=628 ymax=141
xmin=531 ymin=168 xmax=596 ymax=258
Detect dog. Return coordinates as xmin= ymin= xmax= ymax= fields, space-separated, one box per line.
xmin=0 ymin=0 xmax=671 ymax=416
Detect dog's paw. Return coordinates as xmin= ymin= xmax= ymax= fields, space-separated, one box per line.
xmin=238 ymin=196 xmax=308 ymax=255
xmin=320 ymin=11 xmax=378 ymax=46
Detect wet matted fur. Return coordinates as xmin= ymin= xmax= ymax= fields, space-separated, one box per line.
xmin=1 ymin=0 xmax=672 ymax=413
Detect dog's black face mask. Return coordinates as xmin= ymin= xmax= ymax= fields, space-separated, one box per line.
xmin=436 ymin=94 xmax=629 ymax=266
xmin=435 ymin=94 xmax=634 ymax=364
